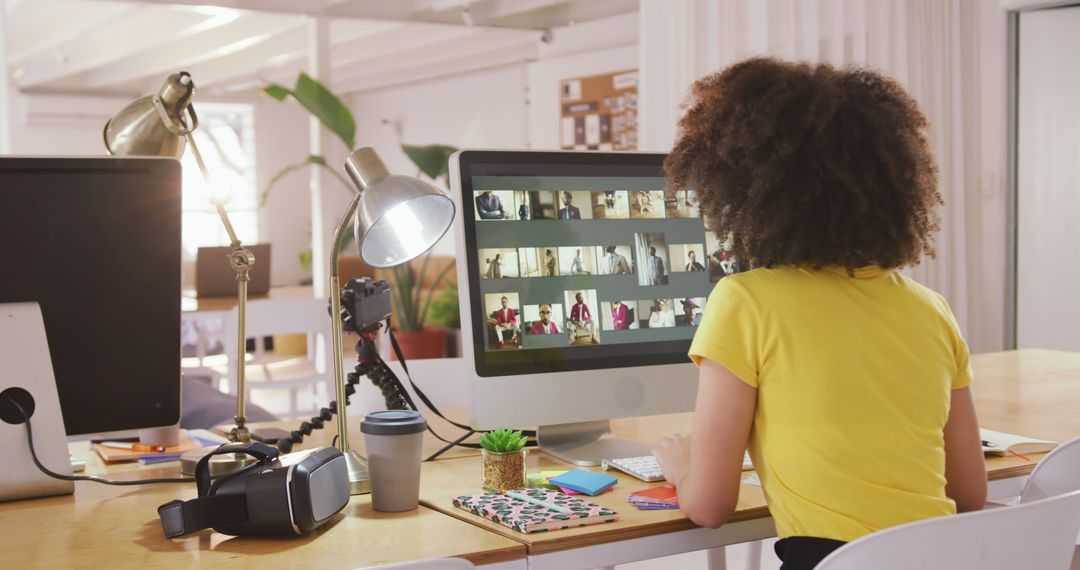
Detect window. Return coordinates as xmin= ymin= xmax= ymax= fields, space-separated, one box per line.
xmin=180 ymin=102 xmax=257 ymax=260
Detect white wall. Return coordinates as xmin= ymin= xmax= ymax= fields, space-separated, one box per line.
xmin=346 ymin=62 xmax=531 ymax=256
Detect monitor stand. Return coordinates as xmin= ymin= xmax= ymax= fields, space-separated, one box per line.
xmin=537 ymin=420 xmax=651 ymax=467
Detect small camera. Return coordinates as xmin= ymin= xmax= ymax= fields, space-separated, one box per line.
xmin=338 ymin=278 xmax=392 ymax=334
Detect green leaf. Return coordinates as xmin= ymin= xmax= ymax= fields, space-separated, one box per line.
xmin=293 ymin=72 xmax=356 ymax=149
xmin=265 ymin=73 xmax=356 ymax=150
xmin=402 ymin=144 xmax=457 ymax=181
xmin=263 ymin=83 xmax=290 ymax=101
xmin=299 ymin=249 xmax=313 ymax=274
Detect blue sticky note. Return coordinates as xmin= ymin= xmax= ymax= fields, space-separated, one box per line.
xmin=547 ymin=469 xmax=618 ymax=496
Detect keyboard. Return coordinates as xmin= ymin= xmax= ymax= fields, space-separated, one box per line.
xmin=602 ymin=455 xmax=665 ymax=482
xmin=602 ymin=452 xmax=755 ymax=483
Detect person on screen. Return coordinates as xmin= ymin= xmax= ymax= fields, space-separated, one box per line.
xmin=485 ymin=253 xmax=503 ymax=278
xmin=570 ymin=248 xmax=589 ymax=275
xmin=680 ymin=298 xmax=701 ymax=326
xmin=543 ymin=249 xmax=557 ymax=277
xmin=651 ymin=58 xmax=985 ymax=569
xmin=604 ymin=245 xmax=631 ymax=275
xmin=569 ymin=292 xmax=591 ymax=324
xmin=529 ymin=304 xmax=559 ymax=334
xmin=476 ymin=191 xmax=506 ymax=220
xmin=558 ymin=192 xmax=581 ymax=220
xmin=647 ymin=246 xmax=666 ymax=285
xmin=494 ymin=296 xmax=518 ymax=346
xmin=648 ymin=299 xmax=674 ymax=328
xmin=610 ymin=300 xmax=630 ymax=330
xmin=518 ymin=201 xmax=530 ymax=221
xmin=685 ymin=250 xmax=705 ymax=272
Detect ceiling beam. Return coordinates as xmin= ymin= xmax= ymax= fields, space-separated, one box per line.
xmin=81 ymin=12 xmax=300 ymax=89
xmin=90 ymin=0 xmax=635 ymax=30
xmin=5 ymin=2 xmax=140 ymax=61
xmin=12 ymin=7 xmax=215 ymax=89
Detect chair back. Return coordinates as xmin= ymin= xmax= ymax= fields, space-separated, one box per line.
xmin=1021 ymin=436 xmax=1080 ymax=503
xmin=815 ymin=489 xmax=1080 ymax=570
xmin=221 ymin=297 xmax=331 ymax=378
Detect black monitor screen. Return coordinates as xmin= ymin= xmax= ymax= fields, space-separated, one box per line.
xmin=0 ymin=157 xmax=182 ymax=435
xmin=458 ymin=151 xmax=744 ymax=377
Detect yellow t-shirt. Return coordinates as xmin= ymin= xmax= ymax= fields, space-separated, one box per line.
xmin=688 ymin=265 xmax=972 ymax=542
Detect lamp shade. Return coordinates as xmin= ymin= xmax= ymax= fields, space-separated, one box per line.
xmin=104 ymin=72 xmax=197 ymax=158
xmin=345 ymin=147 xmax=456 ymax=268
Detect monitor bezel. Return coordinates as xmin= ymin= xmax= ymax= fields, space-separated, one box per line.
xmin=455 ymin=150 xmax=700 ymax=378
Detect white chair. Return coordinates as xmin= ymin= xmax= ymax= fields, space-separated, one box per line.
xmin=362 ymin=558 xmax=476 ymax=569
xmin=814 ymin=489 xmax=1080 ymax=570
xmin=209 ymin=297 xmax=333 ymax=419
xmin=1019 ymin=436 xmax=1080 ymax=570
xmin=1021 ymin=436 xmax=1080 ymax=503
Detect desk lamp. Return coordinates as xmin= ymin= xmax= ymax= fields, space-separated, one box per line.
xmin=104 ymin=72 xmax=256 ymax=445
xmin=330 ymin=147 xmax=455 ymax=494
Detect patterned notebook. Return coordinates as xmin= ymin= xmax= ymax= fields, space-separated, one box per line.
xmin=451 ymin=489 xmax=619 ymax=533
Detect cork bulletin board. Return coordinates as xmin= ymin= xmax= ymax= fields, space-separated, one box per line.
xmin=559 ymin=69 xmax=638 ymax=151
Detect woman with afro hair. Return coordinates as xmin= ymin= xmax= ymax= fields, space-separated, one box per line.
xmin=651 ymin=58 xmax=986 ymax=569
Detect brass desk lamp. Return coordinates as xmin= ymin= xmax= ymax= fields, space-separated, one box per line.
xmin=331 ymin=147 xmax=455 ymax=494
xmin=104 ymin=71 xmax=256 ymax=444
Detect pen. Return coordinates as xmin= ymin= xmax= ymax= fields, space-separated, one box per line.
xmin=504 ymin=490 xmax=572 ymax=514
xmin=100 ymin=441 xmax=167 ymax=453
xmin=981 ymin=440 xmax=996 ymax=448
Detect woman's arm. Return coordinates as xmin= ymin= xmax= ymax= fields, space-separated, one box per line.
xmin=943 ymin=386 xmax=987 ymax=512
xmin=653 ymin=358 xmax=756 ymax=528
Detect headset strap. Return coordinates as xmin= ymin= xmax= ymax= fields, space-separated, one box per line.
xmin=158 ymin=494 xmax=248 ymax=538
xmin=158 ymin=441 xmax=278 ymax=538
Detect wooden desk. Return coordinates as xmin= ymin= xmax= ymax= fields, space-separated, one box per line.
xmin=0 ymin=434 xmax=524 ymax=569
xmin=416 ymin=349 xmax=1080 ymax=568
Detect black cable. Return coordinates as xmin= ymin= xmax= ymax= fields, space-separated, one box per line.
xmin=2 ymin=394 xmax=195 ymax=486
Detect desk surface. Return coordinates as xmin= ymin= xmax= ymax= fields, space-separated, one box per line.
xmin=0 ymin=427 xmax=522 ymax=568
xmin=1 ymin=349 xmax=1077 ymax=565
xmin=417 ymin=349 xmax=1080 ymax=555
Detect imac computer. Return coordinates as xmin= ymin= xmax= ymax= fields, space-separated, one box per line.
xmin=451 ymin=150 xmax=733 ymax=465
xmin=0 ymin=157 xmax=182 ymax=438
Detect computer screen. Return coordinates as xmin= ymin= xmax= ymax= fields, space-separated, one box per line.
xmin=0 ymin=157 xmax=182 ymax=435
xmin=452 ymin=151 xmax=743 ymax=454
xmin=457 ymin=151 xmax=740 ymax=377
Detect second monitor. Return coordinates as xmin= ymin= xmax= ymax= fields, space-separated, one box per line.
xmin=451 ymin=150 xmax=743 ymax=465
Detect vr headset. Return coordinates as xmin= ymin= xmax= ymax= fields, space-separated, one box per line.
xmin=158 ymin=441 xmax=349 ymax=538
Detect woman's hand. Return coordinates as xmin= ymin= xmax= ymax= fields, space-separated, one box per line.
xmin=652 ymin=434 xmax=692 ymax=488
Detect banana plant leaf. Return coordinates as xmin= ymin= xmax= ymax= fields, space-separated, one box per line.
xmin=402 ymin=144 xmax=458 ymax=181
xmin=265 ymin=73 xmax=355 ymax=151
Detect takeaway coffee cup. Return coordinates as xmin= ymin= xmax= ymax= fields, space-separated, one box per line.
xmin=361 ymin=410 xmax=427 ymax=512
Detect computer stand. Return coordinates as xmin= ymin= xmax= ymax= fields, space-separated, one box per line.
xmin=537 ymin=420 xmax=652 ymax=467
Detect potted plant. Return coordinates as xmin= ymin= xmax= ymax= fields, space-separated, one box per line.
xmin=480 ymin=429 xmax=528 ymax=491
xmin=386 ymin=254 xmax=456 ymax=360
xmin=260 ymin=73 xmax=458 ymax=278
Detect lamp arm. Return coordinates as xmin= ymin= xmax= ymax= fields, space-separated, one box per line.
xmin=185 ymin=132 xmax=255 ymax=441
xmin=329 ymin=192 xmax=363 ymax=453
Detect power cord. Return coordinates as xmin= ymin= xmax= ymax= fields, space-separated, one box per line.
xmin=1 ymin=393 xmax=195 ymax=486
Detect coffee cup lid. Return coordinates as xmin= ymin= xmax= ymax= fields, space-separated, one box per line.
xmin=360 ymin=410 xmax=427 ymax=435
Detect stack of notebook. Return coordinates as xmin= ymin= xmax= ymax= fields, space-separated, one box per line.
xmin=628 ymin=486 xmax=679 ymax=510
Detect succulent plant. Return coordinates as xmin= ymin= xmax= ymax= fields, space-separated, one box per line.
xmin=480 ymin=428 xmax=528 ymax=453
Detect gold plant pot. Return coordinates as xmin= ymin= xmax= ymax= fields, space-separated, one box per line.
xmin=481 ymin=449 xmax=527 ymax=491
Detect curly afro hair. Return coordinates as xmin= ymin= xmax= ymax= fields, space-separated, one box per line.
xmin=665 ymin=57 xmax=941 ymax=270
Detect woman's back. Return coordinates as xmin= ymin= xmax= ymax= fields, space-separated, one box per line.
xmin=691 ymin=265 xmax=970 ymax=541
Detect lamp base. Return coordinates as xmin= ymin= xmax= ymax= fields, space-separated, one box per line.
xmin=344 ymin=449 xmax=371 ymax=495
xmin=180 ymin=447 xmax=257 ymax=476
